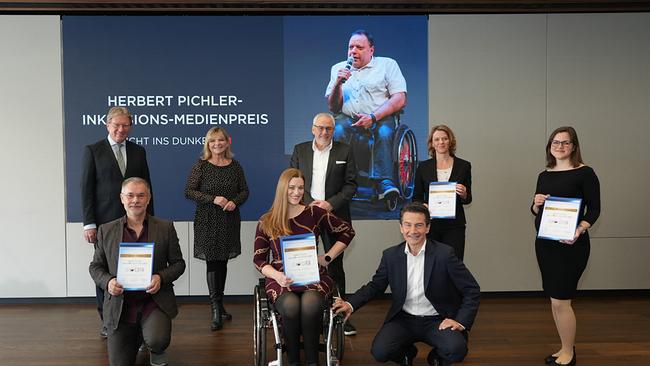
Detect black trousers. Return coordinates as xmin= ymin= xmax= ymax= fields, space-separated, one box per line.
xmin=371 ymin=311 xmax=468 ymax=365
xmin=321 ymin=230 xmax=346 ymax=296
xmin=428 ymin=226 xmax=466 ymax=261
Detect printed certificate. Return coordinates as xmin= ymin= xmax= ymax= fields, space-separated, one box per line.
xmin=428 ymin=182 xmax=457 ymax=219
xmin=117 ymin=242 xmax=154 ymax=291
xmin=280 ymin=233 xmax=320 ymax=286
xmin=537 ymin=197 xmax=582 ymax=242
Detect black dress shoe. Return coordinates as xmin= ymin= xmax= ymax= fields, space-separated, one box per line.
xmin=551 ymin=349 xmax=576 ymax=366
xmin=426 ymin=350 xmax=440 ymax=366
xmin=401 ymin=344 xmax=418 ymax=366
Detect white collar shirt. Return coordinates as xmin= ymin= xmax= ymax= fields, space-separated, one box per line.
xmin=325 ymin=56 xmax=407 ymax=117
xmin=310 ymin=139 xmax=332 ymax=201
xmin=402 ymin=240 xmax=438 ymax=316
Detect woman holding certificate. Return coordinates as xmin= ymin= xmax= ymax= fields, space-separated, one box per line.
xmin=185 ymin=127 xmax=249 ymax=331
xmin=254 ymin=168 xmax=355 ymax=366
xmin=413 ymin=124 xmax=472 ymax=260
xmin=531 ymin=126 xmax=600 ymax=366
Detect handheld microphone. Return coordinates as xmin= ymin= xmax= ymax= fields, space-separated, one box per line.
xmin=342 ymin=56 xmax=353 ymax=84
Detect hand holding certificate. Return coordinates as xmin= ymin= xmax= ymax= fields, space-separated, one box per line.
xmin=281 ymin=233 xmax=320 ymax=286
xmin=537 ymin=197 xmax=582 ymax=242
xmin=428 ymin=182 xmax=457 ymax=219
xmin=117 ymin=242 xmax=155 ymax=291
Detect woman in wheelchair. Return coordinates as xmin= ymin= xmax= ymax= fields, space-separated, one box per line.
xmin=253 ymin=168 xmax=355 ymax=366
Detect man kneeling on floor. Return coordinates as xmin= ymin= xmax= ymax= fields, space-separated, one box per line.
xmin=90 ymin=177 xmax=186 ymax=366
xmin=333 ymin=203 xmax=480 ymax=366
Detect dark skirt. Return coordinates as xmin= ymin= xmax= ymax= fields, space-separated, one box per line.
xmin=535 ymin=234 xmax=590 ymax=299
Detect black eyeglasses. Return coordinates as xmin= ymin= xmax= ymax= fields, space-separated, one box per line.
xmin=551 ymin=140 xmax=572 ymax=147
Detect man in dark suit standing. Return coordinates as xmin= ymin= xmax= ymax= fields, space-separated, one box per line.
xmin=333 ymin=203 xmax=480 ymax=366
xmin=290 ymin=112 xmax=358 ymax=335
xmin=89 ymin=177 xmax=185 ymax=366
xmin=81 ymin=106 xmax=154 ymax=337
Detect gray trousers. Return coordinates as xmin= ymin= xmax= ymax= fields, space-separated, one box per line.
xmin=107 ymin=307 xmax=171 ymax=366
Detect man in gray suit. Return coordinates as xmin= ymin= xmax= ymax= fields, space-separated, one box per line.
xmin=90 ymin=177 xmax=185 ymax=366
xmin=82 ymin=106 xmax=154 ymax=337
xmin=290 ymin=112 xmax=358 ymax=335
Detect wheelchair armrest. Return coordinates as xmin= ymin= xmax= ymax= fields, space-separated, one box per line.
xmin=255 ymin=278 xmax=269 ymax=304
xmin=256 ymin=277 xmax=277 ymax=313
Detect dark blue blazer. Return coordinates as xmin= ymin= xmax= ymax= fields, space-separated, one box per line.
xmin=347 ymin=240 xmax=480 ymax=330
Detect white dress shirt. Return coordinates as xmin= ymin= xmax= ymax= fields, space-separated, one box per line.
xmin=310 ymin=139 xmax=332 ymax=201
xmin=402 ymin=240 xmax=438 ymax=316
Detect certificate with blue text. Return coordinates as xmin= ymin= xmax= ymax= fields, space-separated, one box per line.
xmin=537 ymin=197 xmax=582 ymax=241
xmin=280 ymin=234 xmax=319 ymax=286
xmin=117 ymin=242 xmax=154 ymax=291
xmin=428 ymin=182 xmax=457 ymax=218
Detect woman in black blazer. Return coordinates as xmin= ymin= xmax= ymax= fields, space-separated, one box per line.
xmin=413 ymin=124 xmax=472 ymax=260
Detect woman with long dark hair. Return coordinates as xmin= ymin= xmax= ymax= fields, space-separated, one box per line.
xmin=531 ymin=126 xmax=600 ymax=366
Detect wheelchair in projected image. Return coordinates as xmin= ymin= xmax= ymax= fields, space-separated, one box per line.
xmin=335 ymin=111 xmax=418 ymax=211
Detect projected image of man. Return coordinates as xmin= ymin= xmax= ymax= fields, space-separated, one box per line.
xmin=325 ymin=29 xmax=407 ymax=201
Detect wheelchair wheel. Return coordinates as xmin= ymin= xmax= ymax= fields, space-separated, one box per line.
xmin=253 ymin=284 xmax=267 ymax=366
xmin=323 ymin=312 xmax=345 ymax=365
xmin=333 ymin=317 xmax=345 ymax=361
xmin=385 ymin=192 xmax=399 ymax=211
xmin=392 ymin=124 xmax=418 ymax=201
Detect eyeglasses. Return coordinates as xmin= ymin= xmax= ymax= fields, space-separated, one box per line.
xmin=121 ymin=193 xmax=148 ymax=200
xmin=110 ymin=122 xmax=132 ymax=130
xmin=313 ymin=125 xmax=334 ymax=133
xmin=551 ymin=140 xmax=573 ymax=147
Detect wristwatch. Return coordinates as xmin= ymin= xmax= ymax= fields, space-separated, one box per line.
xmin=324 ymin=255 xmax=332 ymax=263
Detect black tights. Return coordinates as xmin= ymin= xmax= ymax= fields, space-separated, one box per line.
xmin=274 ymin=291 xmax=325 ymax=365
xmin=206 ymin=260 xmax=228 ymax=306
xmin=206 ymin=260 xmax=227 ymax=275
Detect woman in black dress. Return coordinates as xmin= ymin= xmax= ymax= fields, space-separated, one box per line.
xmin=531 ymin=126 xmax=600 ymax=366
xmin=413 ymin=124 xmax=472 ymax=260
xmin=185 ymin=127 xmax=249 ymax=331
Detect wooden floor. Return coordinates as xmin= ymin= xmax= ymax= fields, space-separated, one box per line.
xmin=1 ymin=296 xmax=649 ymax=366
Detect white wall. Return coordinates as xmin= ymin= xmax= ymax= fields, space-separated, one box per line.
xmin=1 ymin=13 xmax=649 ymax=298
xmin=429 ymin=14 xmax=548 ymax=291
xmin=0 ymin=16 xmax=66 ymax=297
xmin=429 ymin=13 xmax=650 ymax=291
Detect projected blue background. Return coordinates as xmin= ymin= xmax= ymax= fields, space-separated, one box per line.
xmin=63 ymin=15 xmax=427 ymax=222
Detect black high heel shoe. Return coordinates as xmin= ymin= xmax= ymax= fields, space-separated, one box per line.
xmin=544 ymin=354 xmax=558 ymax=364
xmin=551 ymin=348 xmax=576 ymax=366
